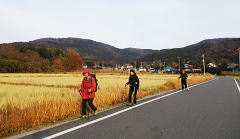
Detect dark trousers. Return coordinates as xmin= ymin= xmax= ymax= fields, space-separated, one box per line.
xmin=81 ymin=99 xmax=97 ymax=115
xmin=128 ymin=86 xmax=138 ymax=104
xmin=181 ymin=79 xmax=188 ymax=89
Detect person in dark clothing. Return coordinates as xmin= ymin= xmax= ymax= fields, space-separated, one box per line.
xmin=179 ymin=69 xmax=188 ymax=91
xmin=125 ymin=69 xmax=140 ymax=106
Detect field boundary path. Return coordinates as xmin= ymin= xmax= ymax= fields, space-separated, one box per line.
xmin=0 ymin=81 xmax=79 ymax=89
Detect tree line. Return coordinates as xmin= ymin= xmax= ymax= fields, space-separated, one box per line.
xmin=0 ymin=46 xmax=83 ymax=73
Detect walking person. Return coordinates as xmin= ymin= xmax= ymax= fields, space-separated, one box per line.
xmin=179 ymin=69 xmax=189 ymax=91
xmin=125 ymin=69 xmax=140 ymax=106
xmin=79 ymin=69 xmax=97 ymax=118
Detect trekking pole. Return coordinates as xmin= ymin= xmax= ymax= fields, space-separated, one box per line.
xmin=124 ymin=84 xmax=128 ymax=105
xmin=122 ymin=86 xmax=126 ymax=105
xmin=178 ymin=79 xmax=181 ymax=89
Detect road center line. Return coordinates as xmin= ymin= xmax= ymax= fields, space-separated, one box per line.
xmin=42 ymin=78 xmax=216 ymax=139
xmin=234 ymin=78 xmax=240 ymax=94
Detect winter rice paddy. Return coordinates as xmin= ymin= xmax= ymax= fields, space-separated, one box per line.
xmin=0 ymin=72 xmax=214 ymax=137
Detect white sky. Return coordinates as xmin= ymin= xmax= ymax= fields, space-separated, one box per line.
xmin=0 ymin=0 xmax=240 ymax=49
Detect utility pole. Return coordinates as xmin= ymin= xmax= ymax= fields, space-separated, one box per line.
xmin=102 ymin=61 xmax=104 ymax=68
xmin=177 ymin=57 xmax=180 ymax=71
xmin=183 ymin=59 xmax=186 ymax=69
xmin=238 ymin=48 xmax=240 ymax=75
xmin=135 ymin=61 xmax=137 ymax=70
xmin=163 ymin=61 xmax=166 ymax=71
xmin=202 ymin=54 xmax=206 ymax=75
xmin=160 ymin=60 xmax=162 ymax=71
xmin=153 ymin=61 xmax=156 ymax=71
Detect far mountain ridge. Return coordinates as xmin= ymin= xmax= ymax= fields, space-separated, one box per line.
xmin=0 ymin=37 xmax=239 ymax=65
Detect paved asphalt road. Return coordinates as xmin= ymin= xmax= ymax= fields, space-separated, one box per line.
xmin=18 ymin=77 xmax=240 ymax=139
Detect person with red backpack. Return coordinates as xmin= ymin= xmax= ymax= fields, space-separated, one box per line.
xmin=79 ymin=69 xmax=97 ymax=118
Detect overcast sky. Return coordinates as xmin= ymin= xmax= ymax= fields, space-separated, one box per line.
xmin=0 ymin=0 xmax=240 ymax=49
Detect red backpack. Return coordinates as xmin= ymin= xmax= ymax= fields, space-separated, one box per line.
xmin=84 ymin=74 xmax=98 ymax=92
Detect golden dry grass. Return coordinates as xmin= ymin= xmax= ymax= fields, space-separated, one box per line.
xmin=0 ymin=73 xmax=214 ymax=137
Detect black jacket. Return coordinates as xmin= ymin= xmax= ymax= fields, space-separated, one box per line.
xmin=179 ymin=73 xmax=188 ymax=80
xmin=126 ymin=75 xmax=140 ymax=87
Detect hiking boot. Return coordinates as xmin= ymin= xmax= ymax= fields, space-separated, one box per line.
xmin=94 ymin=110 xmax=98 ymax=116
xmin=126 ymin=103 xmax=131 ymax=106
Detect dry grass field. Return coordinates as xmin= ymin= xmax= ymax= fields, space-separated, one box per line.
xmin=0 ymin=72 xmax=214 ymax=137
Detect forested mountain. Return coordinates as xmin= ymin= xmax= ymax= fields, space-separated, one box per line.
xmin=141 ymin=38 xmax=240 ymax=65
xmin=0 ymin=37 xmax=239 ymax=72
xmin=12 ymin=38 xmax=156 ymax=63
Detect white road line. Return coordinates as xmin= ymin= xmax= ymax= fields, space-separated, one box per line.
xmin=42 ymin=78 xmax=217 ymax=139
xmin=234 ymin=78 xmax=240 ymax=94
